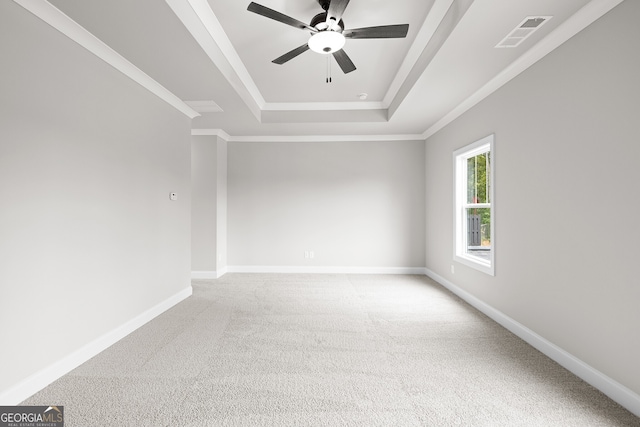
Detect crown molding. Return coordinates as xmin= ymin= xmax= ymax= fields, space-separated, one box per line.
xmin=383 ymin=0 xmax=454 ymax=108
xmin=388 ymin=0 xmax=475 ymax=120
xmin=191 ymin=129 xmax=424 ymax=143
xmin=13 ymin=0 xmax=199 ymax=120
xmin=262 ymin=101 xmax=385 ymax=111
xmin=192 ymin=129 xmax=231 ymax=140
xmin=422 ymin=0 xmax=624 ymax=140
xmin=166 ymin=0 xmax=264 ymax=122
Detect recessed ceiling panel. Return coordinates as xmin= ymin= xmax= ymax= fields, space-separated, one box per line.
xmin=209 ymin=0 xmax=432 ymax=103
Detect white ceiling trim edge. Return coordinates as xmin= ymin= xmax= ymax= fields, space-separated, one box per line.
xmin=383 ymin=0 xmax=453 ymax=107
xmin=186 ymin=0 xmax=264 ymax=107
xmin=389 ymin=0 xmax=475 ymax=119
xmin=421 ymin=0 xmax=624 ymax=140
xmin=12 ymin=0 xmax=200 ymax=120
xmin=192 ymin=128 xmax=231 ymax=139
xmin=166 ymin=0 xmax=262 ymax=120
xmin=262 ymin=102 xmax=385 ymax=111
xmin=192 ymin=129 xmax=424 ymax=143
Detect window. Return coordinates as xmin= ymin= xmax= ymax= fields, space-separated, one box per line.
xmin=453 ymin=134 xmax=494 ymax=275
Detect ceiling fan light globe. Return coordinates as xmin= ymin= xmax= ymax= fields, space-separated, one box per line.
xmin=308 ymin=31 xmax=345 ymax=54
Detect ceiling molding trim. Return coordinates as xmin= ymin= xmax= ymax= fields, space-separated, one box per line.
xmin=383 ymin=0 xmax=453 ymax=107
xmin=186 ymin=0 xmax=265 ymax=108
xmin=262 ymin=101 xmax=385 ymax=111
xmin=13 ymin=0 xmax=200 ymax=119
xmin=192 ymin=129 xmax=231 ymax=140
xmin=422 ymin=0 xmax=624 ymax=140
xmin=191 ymin=130 xmax=424 ymax=143
xmin=185 ymin=100 xmax=224 ymax=113
xmin=166 ymin=0 xmax=263 ymax=121
xmin=388 ymin=0 xmax=475 ymax=120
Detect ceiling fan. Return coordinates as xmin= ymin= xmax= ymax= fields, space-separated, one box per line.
xmin=247 ymin=0 xmax=409 ymax=74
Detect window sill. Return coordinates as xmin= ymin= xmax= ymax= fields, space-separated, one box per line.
xmin=454 ymin=254 xmax=495 ymax=276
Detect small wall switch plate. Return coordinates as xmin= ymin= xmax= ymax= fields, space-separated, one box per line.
xmin=170 ymin=192 xmax=178 ymax=201
xmin=309 ymin=251 xmax=314 ymax=259
xmin=451 ymin=264 xmax=455 ymax=274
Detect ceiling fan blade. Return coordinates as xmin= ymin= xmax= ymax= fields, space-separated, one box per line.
xmin=343 ymin=24 xmax=409 ymax=39
xmin=326 ymin=0 xmax=350 ymax=24
xmin=247 ymin=2 xmax=316 ymax=32
xmin=332 ymin=49 xmax=356 ymax=74
xmin=272 ymin=44 xmax=310 ymax=64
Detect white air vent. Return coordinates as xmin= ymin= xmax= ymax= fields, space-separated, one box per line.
xmin=495 ymin=16 xmax=552 ymax=48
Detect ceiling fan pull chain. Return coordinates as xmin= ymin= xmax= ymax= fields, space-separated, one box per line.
xmin=326 ymin=56 xmax=329 ymax=83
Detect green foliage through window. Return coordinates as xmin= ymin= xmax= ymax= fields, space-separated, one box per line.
xmin=466 ymin=152 xmax=491 ymax=233
xmin=454 ymin=134 xmax=494 ymax=275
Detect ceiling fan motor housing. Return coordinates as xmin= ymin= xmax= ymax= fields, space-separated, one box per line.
xmin=310 ymin=12 xmax=344 ymax=32
xmin=247 ymin=0 xmax=409 ymax=74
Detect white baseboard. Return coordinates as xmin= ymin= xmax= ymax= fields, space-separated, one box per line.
xmin=0 ymin=285 xmax=193 ymax=405
xmin=227 ymin=265 xmax=428 ymax=275
xmin=424 ymin=268 xmax=640 ymax=418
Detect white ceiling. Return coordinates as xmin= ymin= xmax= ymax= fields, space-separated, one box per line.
xmin=30 ymin=0 xmax=622 ymax=139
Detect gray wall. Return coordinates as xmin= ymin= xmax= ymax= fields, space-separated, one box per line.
xmin=228 ymin=141 xmax=425 ymax=268
xmin=0 ymin=3 xmax=191 ymax=396
xmin=191 ymin=137 xmax=218 ymax=271
xmin=424 ymin=1 xmax=640 ymax=395
xmin=191 ymin=135 xmax=227 ymax=274
xmin=216 ymin=139 xmax=228 ymax=272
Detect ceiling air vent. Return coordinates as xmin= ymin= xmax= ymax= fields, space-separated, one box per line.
xmin=495 ymin=16 xmax=552 ymax=48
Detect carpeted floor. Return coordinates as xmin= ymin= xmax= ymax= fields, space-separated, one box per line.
xmin=23 ymin=273 xmax=639 ymax=426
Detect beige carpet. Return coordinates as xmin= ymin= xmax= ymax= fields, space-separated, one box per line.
xmin=23 ymin=273 xmax=639 ymax=426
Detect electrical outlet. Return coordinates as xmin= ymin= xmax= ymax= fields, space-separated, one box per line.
xmin=304 ymin=251 xmax=309 ymax=259
xmin=309 ymin=251 xmax=314 ymax=259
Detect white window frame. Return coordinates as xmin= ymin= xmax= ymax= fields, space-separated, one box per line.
xmin=453 ymin=134 xmax=495 ymax=276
